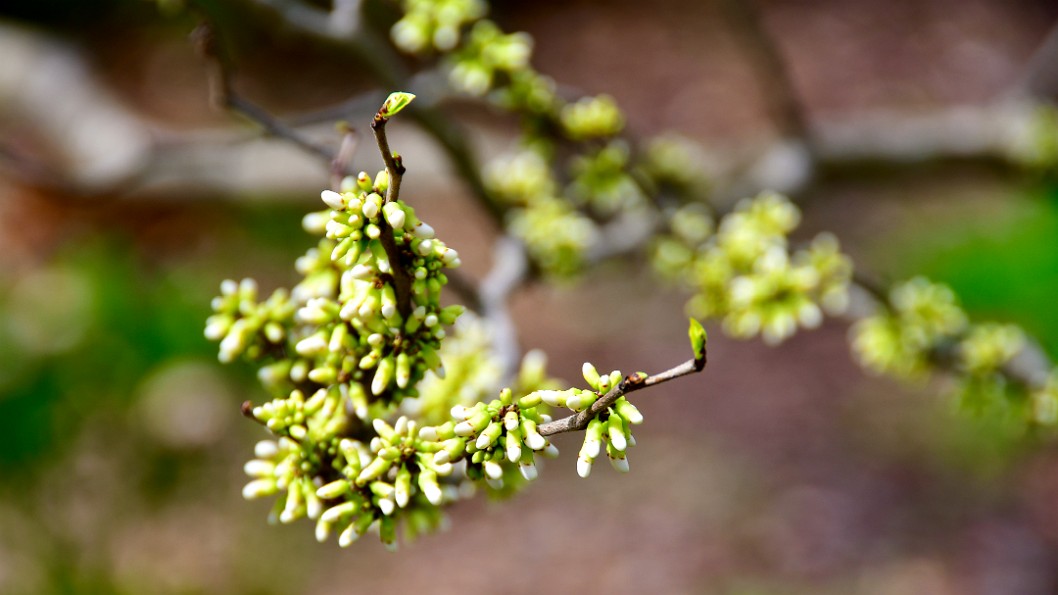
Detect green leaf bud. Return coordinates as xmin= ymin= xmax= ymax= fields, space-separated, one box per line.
xmin=380 ymin=92 xmax=416 ymax=119
xmin=688 ymin=318 xmax=708 ymax=362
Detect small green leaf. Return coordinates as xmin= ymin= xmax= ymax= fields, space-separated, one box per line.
xmin=379 ymin=92 xmax=416 ymax=118
xmin=688 ymin=318 xmax=707 ymax=361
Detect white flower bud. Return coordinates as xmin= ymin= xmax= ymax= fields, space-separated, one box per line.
xmin=302 ymin=211 xmax=328 ymax=234
xmin=295 ymin=334 xmax=328 ymax=357
xmin=419 ymin=470 xmax=443 ymax=505
xmin=321 ymin=501 xmax=356 ymax=524
xmin=383 ymin=203 xmax=406 ymax=229
xmin=378 ymin=497 xmax=395 ymax=516
xmin=362 ymin=197 xmax=380 ymax=219
xmin=204 ymin=316 xmax=231 ymax=341
xmin=321 ymin=190 xmax=345 ymax=209
xmin=315 ymin=519 xmax=332 ymax=543
xmin=316 ymin=480 xmax=349 ymax=500
xmin=484 ymin=460 xmax=503 ymax=480
xmin=243 ymin=460 xmax=275 ymax=477
xmin=254 ymin=440 xmax=279 ymax=458
xmin=519 ymin=461 xmax=538 ymax=481
xmin=576 ymin=457 xmax=593 ymax=478
xmin=412 ymin=222 xmax=435 ymax=239
xmin=338 ymin=523 xmax=362 ymax=547
xmin=242 ymin=478 xmax=277 ymax=499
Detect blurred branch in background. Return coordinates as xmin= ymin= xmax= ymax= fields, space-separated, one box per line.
xmin=0 ymin=9 xmax=1049 ymax=206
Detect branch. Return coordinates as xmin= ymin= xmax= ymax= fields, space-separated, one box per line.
xmin=719 ymin=0 xmax=811 ymax=143
xmin=537 ymin=356 xmax=706 ymax=437
xmin=191 ymin=22 xmax=345 ymax=171
xmin=479 ymin=237 xmax=530 ymax=382
xmin=369 ymin=105 xmax=413 ymax=319
xmin=1018 ymin=20 xmax=1058 ymax=100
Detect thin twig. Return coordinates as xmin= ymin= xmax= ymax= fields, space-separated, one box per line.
xmin=537 ymin=355 xmax=706 ymax=437
xmin=330 ymin=124 xmax=358 ymax=190
xmin=191 ymin=22 xmax=345 ymax=170
xmin=719 ymin=0 xmax=811 ymax=143
xmin=479 ymin=237 xmax=530 ymax=383
xmin=369 ymin=107 xmax=413 ymax=319
xmin=371 ymin=109 xmax=405 ymax=205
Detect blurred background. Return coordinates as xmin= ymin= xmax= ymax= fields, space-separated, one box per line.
xmin=2 ymin=0 xmax=1058 ymax=593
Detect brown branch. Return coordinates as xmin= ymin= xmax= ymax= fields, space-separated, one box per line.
xmin=537 ymin=356 xmax=706 ymax=437
xmin=191 ymin=22 xmax=346 ymax=171
xmin=719 ymin=0 xmax=811 ymax=143
xmin=1018 ymin=20 xmax=1058 ymax=100
xmin=329 ymin=124 xmax=358 ymax=190
xmin=368 ymin=109 xmax=414 ymax=320
xmin=371 ymin=108 xmax=405 ymax=205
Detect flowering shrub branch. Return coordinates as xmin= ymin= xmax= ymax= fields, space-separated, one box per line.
xmin=209 ymin=96 xmax=709 ymax=548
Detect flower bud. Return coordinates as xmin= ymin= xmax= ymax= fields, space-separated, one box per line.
xmin=383 ymin=202 xmax=406 ymax=230
xmin=582 ymin=362 xmax=601 ymax=389
xmin=321 ymin=190 xmax=345 ymax=210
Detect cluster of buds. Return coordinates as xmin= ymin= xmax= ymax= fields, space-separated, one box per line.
xmin=287 ymin=173 xmax=464 ymax=413
xmin=448 ymin=21 xmax=533 ymax=96
xmin=311 ymin=416 xmax=457 ymax=549
xmin=573 ymin=363 xmax=644 ymax=477
xmin=560 ymin=95 xmax=625 ymax=141
xmin=212 ymin=90 xmax=710 ymax=549
xmin=390 ymin=0 xmax=486 ymax=53
xmin=440 ymin=387 xmax=558 ymax=488
xmin=485 ymin=150 xmax=600 ymax=277
xmin=568 ymin=141 xmax=647 ymax=216
xmin=850 ymin=277 xmax=1054 ymax=419
xmin=242 ymin=437 xmax=327 ymax=526
xmin=959 ymin=323 xmax=1025 ymax=377
xmin=205 ymin=279 xmax=295 ymax=363
xmin=851 ymin=277 xmax=969 ymax=378
xmin=653 ymin=193 xmax=852 ymax=345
